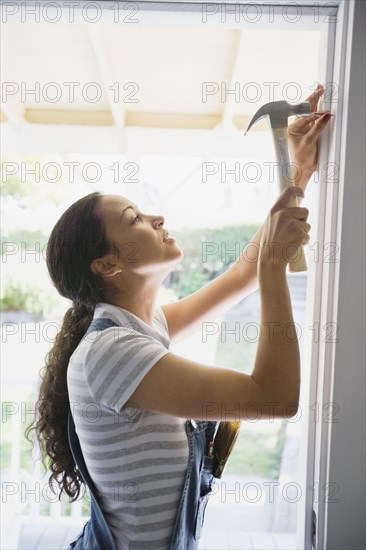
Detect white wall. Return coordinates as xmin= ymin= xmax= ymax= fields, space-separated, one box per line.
xmin=325 ymin=1 xmax=366 ymax=548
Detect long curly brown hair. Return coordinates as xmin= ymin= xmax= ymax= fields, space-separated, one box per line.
xmin=26 ymin=192 xmax=113 ymax=501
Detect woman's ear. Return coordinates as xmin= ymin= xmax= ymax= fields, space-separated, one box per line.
xmin=91 ymin=257 xmax=122 ymax=278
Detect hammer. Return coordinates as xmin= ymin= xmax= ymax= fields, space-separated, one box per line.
xmin=245 ymin=100 xmax=311 ymax=272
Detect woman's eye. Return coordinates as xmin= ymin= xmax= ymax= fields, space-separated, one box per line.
xmin=132 ymin=215 xmax=141 ymax=224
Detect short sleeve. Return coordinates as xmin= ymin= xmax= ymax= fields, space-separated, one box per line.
xmin=83 ymin=328 xmax=171 ymax=413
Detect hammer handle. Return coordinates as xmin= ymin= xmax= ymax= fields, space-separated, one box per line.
xmin=271 ymin=127 xmax=308 ymax=273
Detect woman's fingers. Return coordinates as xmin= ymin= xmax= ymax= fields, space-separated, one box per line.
xmin=301 ymin=221 xmax=311 ymax=232
xmin=291 ymin=115 xmax=316 ymax=132
xmin=305 ymin=83 xmax=325 ymax=112
xmin=291 ymin=111 xmax=331 ymax=143
xmin=305 ymin=112 xmax=332 ymax=141
xmin=286 ymin=206 xmax=310 ymax=221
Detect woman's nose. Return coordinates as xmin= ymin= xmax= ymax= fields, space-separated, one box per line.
xmin=153 ymin=215 xmax=165 ymax=228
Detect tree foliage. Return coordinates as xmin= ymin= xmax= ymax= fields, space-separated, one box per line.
xmin=167 ymin=223 xmax=260 ymax=298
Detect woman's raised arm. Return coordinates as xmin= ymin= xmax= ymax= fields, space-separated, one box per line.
xmin=126 ymin=187 xmax=307 ymax=421
xmin=162 ymin=84 xmax=330 ymax=345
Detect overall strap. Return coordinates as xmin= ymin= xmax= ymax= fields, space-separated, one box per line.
xmin=68 ymin=412 xmax=101 ymax=502
xmin=68 ymin=317 xmax=120 ymax=490
xmin=68 ymin=413 xmax=117 ymax=550
xmin=84 ymin=317 xmax=121 ymax=336
xmin=68 ymin=317 xmax=120 ymax=549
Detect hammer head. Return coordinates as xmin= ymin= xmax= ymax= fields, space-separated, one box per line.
xmin=245 ymin=100 xmax=311 ymax=133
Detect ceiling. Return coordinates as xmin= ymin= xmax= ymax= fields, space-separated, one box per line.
xmin=1 ymin=23 xmax=320 ymax=132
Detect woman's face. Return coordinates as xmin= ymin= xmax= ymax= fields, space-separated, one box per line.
xmin=96 ymin=194 xmax=183 ymax=275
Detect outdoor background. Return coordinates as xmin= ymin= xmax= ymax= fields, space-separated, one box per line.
xmin=1 ymin=13 xmax=321 ymax=550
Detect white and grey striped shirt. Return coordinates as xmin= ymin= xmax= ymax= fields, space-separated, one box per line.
xmin=67 ymin=302 xmax=189 ymax=549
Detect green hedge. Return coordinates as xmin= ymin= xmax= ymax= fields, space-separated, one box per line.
xmin=168 ymin=223 xmax=260 ymax=298
xmin=1 ymin=224 xmax=260 ymax=313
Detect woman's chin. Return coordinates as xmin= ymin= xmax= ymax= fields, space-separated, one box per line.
xmin=168 ymin=247 xmax=184 ymax=267
xmin=174 ymin=246 xmax=184 ymax=260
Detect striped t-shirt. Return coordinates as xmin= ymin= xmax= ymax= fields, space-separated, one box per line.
xmin=67 ymin=302 xmax=189 ymax=549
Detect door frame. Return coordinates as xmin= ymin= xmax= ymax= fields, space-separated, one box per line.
xmin=4 ymin=1 xmax=362 ymax=549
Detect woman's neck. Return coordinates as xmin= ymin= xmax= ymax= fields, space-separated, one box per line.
xmin=102 ymin=272 xmax=163 ymax=327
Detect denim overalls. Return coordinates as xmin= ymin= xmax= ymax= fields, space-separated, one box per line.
xmin=67 ymin=318 xmax=218 ymax=550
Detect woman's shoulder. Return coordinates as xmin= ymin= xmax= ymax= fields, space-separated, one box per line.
xmin=70 ymin=303 xmax=169 ymax=361
xmin=92 ymin=302 xmax=170 ymax=347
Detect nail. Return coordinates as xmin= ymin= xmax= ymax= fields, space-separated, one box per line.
xmin=323 ymin=113 xmax=332 ymax=122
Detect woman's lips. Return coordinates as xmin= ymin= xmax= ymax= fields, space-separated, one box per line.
xmin=163 ymin=231 xmax=175 ymax=243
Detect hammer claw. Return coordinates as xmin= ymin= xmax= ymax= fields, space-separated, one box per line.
xmin=245 ymin=100 xmax=311 ymax=133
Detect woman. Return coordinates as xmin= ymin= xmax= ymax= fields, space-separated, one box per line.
xmin=27 ymin=85 xmax=331 ymax=549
